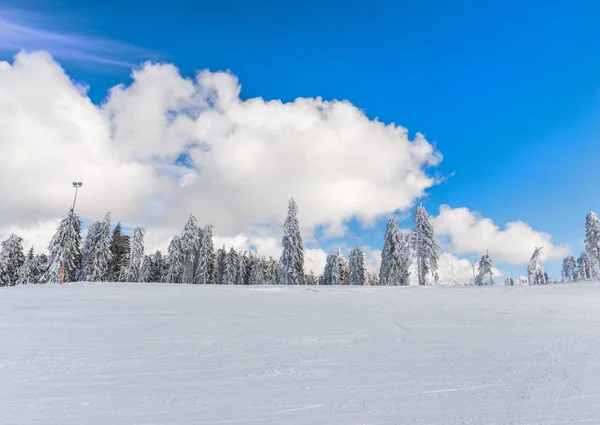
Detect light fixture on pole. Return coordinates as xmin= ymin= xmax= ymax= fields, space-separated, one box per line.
xmin=72 ymin=182 xmax=83 ymax=212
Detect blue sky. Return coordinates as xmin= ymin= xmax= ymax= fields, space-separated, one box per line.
xmin=1 ymin=0 xmax=599 ymax=279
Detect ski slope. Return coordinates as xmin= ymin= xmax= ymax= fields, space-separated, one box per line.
xmin=2 ymin=283 xmax=600 ymax=424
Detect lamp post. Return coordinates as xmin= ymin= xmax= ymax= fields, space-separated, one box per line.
xmin=72 ymin=182 xmax=82 ymax=212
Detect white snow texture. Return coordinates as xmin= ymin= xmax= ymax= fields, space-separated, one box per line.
xmin=2 ymin=283 xmax=600 ymax=424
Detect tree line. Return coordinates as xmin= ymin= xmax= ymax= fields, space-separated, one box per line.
xmin=1 ymin=200 xmax=599 ymax=287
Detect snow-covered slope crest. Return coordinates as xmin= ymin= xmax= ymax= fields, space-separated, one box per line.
xmin=2 ymin=283 xmax=600 ymax=424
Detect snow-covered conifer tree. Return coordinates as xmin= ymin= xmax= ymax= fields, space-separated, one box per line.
xmin=235 ymin=251 xmax=247 ymax=285
xmin=164 ymin=235 xmax=184 ymax=283
xmin=410 ymin=205 xmax=439 ymax=285
xmin=474 ymin=252 xmax=494 ymax=286
xmin=0 ymin=234 xmax=26 ymax=286
xmin=280 ymin=198 xmax=304 ymax=285
xmin=140 ymin=255 xmax=152 ymax=282
xmin=349 ymin=246 xmax=367 ymax=285
xmin=445 ymin=255 xmax=460 ymax=286
xmin=379 ymin=218 xmax=411 ymax=286
xmin=584 ymin=212 xmax=600 ymax=279
xmin=120 ymin=226 xmax=144 ymax=282
xmin=87 ymin=213 xmax=113 ymax=282
xmin=505 ymin=275 xmax=514 ymax=286
xmin=109 ymin=222 xmax=129 ymax=281
xmin=16 ymin=246 xmax=37 ymax=285
xmin=323 ymin=248 xmax=345 ymax=285
xmin=180 ymin=215 xmax=202 ymax=284
xmin=78 ymin=221 xmax=100 ymax=281
xmin=195 ymin=224 xmax=215 ymax=285
xmin=216 ymin=245 xmax=227 ymax=285
xmin=577 ymin=252 xmax=593 ymax=280
xmin=249 ymin=254 xmax=264 ymax=285
xmin=562 ymin=256 xmax=577 ymax=282
xmin=528 ymin=247 xmax=547 ymax=285
xmin=224 ymin=247 xmax=238 ymax=285
xmin=149 ymin=250 xmax=165 ymax=283
xmin=44 ymin=209 xmax=82 ymax=283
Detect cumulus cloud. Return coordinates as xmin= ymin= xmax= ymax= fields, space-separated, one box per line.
xmin=0 ymin=219 xmax=60 ymax=254
xmin=437 ymin=253 xmax=502 ymax=285
xmin=432 ymin=205 xmax=569 ymax=265
xmin=0 ymin=51 xmax=441 ymax=252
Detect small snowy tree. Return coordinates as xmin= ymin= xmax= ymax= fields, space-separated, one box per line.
xmin=349 ymin=246 xmax=367 ymax=285
xmin=120 ymin=226 xmax=144 ymax=282
xmin=445 ymin=254 xmax=460 ymax=286
xmin=584 ymin=212 xmax=600 ymax=279
xmin=149 ymin=250 xmax=165 ymax=283
xmin=410 ymin=204 xmax=439 ymax=285
xmin=305 ymin=270 xmax=318 ymax=285
xmin=0 ymin=234 xmax=26 ymax=286
xmin=528 ymin=247 xmax=547 ymax=285
xmin=280 ymin=198 xmax=304 ymax=285
xmin=504 ymin=275 xmax=514 ymax=286
xmin=164 ymin=235 xmax=184 ymax=283
xmin=561 ymin=256 xmax=577 ymax=282
xmin=379 ymin=218 xmax=411 ymax=286
xmin=16 ymin=247 xmax=38 ymax=285
xmin=43 ymin=209 xmax=82 ymax=283
xmin=474 ymin=252 xmax=494 ymax=286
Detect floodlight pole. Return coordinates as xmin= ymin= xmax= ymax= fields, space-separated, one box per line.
xmin=72 ymin=182 xmax=83 ymax=212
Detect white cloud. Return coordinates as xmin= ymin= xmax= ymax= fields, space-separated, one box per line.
xmin=432 ymin=205 xmax=569 ymax=265
xmin=0 ymin=51 xmax=442 ymax=257
xmin=0 ymin=219 xmax=60 ymax=254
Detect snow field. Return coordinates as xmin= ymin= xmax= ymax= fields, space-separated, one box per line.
xmin=2 ymin=283 xmax=600 ymax=424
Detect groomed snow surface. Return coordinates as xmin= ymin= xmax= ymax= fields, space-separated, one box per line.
xmin=2 ymin=283 xmax=600 ymax=424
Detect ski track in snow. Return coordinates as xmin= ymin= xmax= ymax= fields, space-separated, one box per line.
xmin=1 ymin=282 xmax=600 ymax=424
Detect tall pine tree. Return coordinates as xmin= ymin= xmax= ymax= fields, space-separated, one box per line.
xmin=120 ymin=226 xmax=144 ymax=282
xmin=349 ymin=246 xmax=367 ymax=285
xmin=180 ymin=215 xmax=201 ymax=284
xmin=474 ymin=252 xmax=494 ymax=286
xmin=561 ymin=256 xmax=577 ymax=282
xmin=528 ymin=247 xmax=547 ymax=285
xmin=164 ymin=235 xmax=184 ymax=283
xmin=410 ymin=204 xmax=439 ymax=285
xmin=280 ymin=198 xmax=304 ymax=285
xmin=44 ymin=209 xmax=82 ymax=283
xmin=584 ymin=212 xmax=600 ymax=279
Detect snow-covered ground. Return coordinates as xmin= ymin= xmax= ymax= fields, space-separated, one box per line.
xmin=2 ymin=283 xmax=600 ymax=424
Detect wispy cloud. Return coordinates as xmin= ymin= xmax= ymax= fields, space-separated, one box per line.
xmin=0 ymin=8 xmax=154 ymax=67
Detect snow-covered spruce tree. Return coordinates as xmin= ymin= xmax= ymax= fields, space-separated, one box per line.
xmin=120 ymin=226 xmax=145 ymax=282
xmin=235 ymin=251 xmax=247 ymax=286
xmin=0 ymin=234 xmax=26 ymax=286
xmin=140 ymin=255 xmax=152 ymax=282
xmin=584 ymin=212 xmax=600 ymax=279
xmin=242 ymin=252 xmax=253 ymax=285
xmin=216 ymin=245 xmax=227 ymax=285
xmin=474 ymin=252 xmax=494 ymax=286
xmin=366 ymin=269 xmax=379 ymax=286
xmin=44 ymin=209 xmax=82 ymax=283
xmin=195 ymin=225 xmax=216 ymax=285
xmin=180 ymin=215 xmax=202 ymax=284
xmin=35 ymin=253 xmax=49 ymax=281
xmin=322 ymin=248 xmax=345 ymax=285
xmin=280 ymin=198 xmax=305 ymax=285
xmin=349 ymin=246 xmax=367 ymax=285
xmin=410 ymin=204 xmax=439 ymax=285
xmin=109 ymin=222 xmax=130 ymax=282
xmin=562 ymin=256 xmax=577 ymax=282
xmin=86 ymin=213 xmax=113 ymax=282
xmin=249 ymin=254 xmax=264 ymax=285
xmin=528 ymin=247 xmax=547 ymax=285
xmin=505 ymin=276 xmax=514 ymax=286
xmin=165 ymin=235 xmax=184 ymax=283
xmin=224 ymin=247 xmax=238 ymax=285
xmin=576 ymin=252 xmax=593 ymax=280
xmin=78 ymin=221 xmax=101 ymax=281
xmin=149 ymin=251 xmax=165 ymax=283
xmin=379 ymin=218 xmax=411 ymax=286
xmin=16 ymin=246 xmax=37 ymax=285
